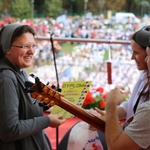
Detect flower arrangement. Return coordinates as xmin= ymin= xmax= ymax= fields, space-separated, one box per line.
xmin=82 ymin=86 xmax=130 ymax=110
xmin=82 ymin=87 xmax=108 ymax=110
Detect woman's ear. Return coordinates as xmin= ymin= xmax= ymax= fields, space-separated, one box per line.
xmin=5 ymin=49 xmax=11 ymax=55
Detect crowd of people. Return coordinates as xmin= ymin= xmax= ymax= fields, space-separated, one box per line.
xmin=1 ymin=14 xmax=149 ymax=97
xmin=0 ymin=12 xmax=150 ymax=150
xmin=22 ymin=13 xmax=146 ymax=93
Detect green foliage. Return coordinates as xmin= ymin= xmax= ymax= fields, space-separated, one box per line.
xmin=105 ymin=0 xmax=126 ymax=11
xmin=9 ymin=0 xmax=31 ymax=19
xmin=43 ymin=0 xmax=62 ymax=18
xmin=0 ymin=1 xmax=3 ymax=12
xmin=0 ymin=0 xmax=147 ymax=19
xmin=83 ymin=100 xmax=101 ymax=109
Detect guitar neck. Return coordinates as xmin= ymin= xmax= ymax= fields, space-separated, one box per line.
xmin=31 ymin=82 xmax=105 ymax=132
xmin=58 ymin=96 xmax=105 ymax=132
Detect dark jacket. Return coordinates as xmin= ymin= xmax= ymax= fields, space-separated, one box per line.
xmin=0 ymin=57 xmax=52 ymax=150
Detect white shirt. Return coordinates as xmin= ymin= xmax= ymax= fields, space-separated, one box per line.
xmin=119 ymin=71 xmax=148 ymax=120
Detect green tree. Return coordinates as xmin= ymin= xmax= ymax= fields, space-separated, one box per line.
xmin=105 ymin=0 xmax=126 ymax=11
xmin=0 ymin=0 xmax=11 ymax=18
xmin=62 ymin=0 xmax=84 ymax=15
xmin=125 ymin=0 xmax=150 ymax=16
xmin=34 ymin=0 xmax=45 ymax=17
xmin=125 ymin=0 xmax=141 ymax=12
xmin=0 ymin=0 xmax=4 ymax=12
xmin=140 ymin=0 xmax=150 ymax=16
xmin=0 ymin=0 xmax=146 ymax=19
xmin=9 ymin=0 xmax=31 ymax=20
xmin=43 ymin=0 xmax=62 ymax=18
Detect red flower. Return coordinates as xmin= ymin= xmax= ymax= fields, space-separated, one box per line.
xmin=82 ymin=91 xmax=94 ymax=106
xmin=96 ymin=87 xmax=104 ymax=94
xmin=102 ymin=92 xmax=108 ymax=100
xmin=99 ymin=101 xmax=106 ymax=109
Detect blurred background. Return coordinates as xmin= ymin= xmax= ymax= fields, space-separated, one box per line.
xmin=0 ymin=0 xmax=150 ymax=93
xmin=0 ymin=0 xmax=150 ymax=19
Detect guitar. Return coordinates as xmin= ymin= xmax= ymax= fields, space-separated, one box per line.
xmin=25 ymin=77 xmax=105 ymax=133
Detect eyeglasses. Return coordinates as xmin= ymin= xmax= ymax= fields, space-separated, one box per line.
xmin=11 ymin=45 xmax=38 ymax=50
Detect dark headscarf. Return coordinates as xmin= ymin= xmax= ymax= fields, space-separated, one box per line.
xmin=0 ymin=24 xmax=22 ymax=57
xmin=132 ymin=26 xmax=150 ymax=49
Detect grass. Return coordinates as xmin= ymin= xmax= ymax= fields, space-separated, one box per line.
xmin=61 ymin=42 xmax=78 ymax=54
